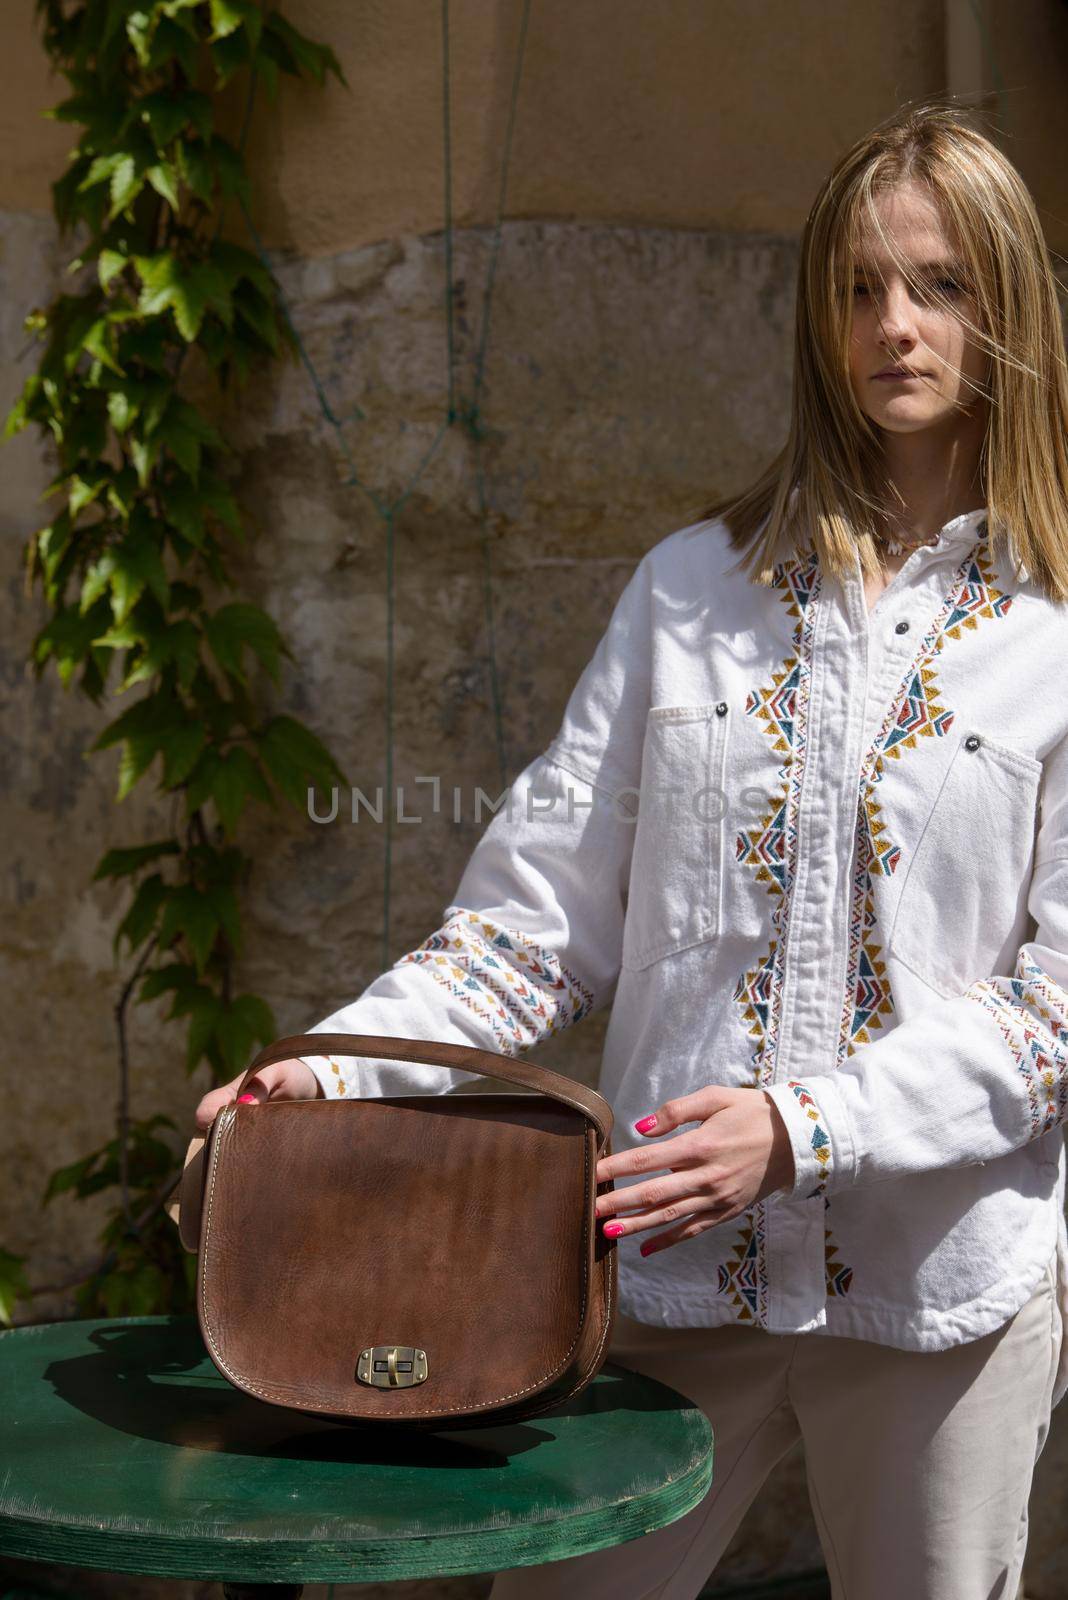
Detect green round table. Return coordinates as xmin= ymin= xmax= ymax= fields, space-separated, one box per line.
xmin=0 ymin=1316 xmax=714 ymax=1597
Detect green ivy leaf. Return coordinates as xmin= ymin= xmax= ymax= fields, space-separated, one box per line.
xmin=91 ymin=566 xmax=167 ymax=645
xmin=231 ymin=991 xmax=276 ymax=1045
xmin=109 ymin=152 xmax=145 ymax=218
xmin=92 ymin=840 xmax=182 ymax=882
xmin=214 ymin=999 xmax=266 ymax=1077
xmin=99 ymin=249 xmax=128 ymax=290
xmin=183 ymin=746 xmax=223 ymax=813
xmin=78 ymin=151 xmax=125 ymax=194
xmin=68 ymin=473 xmax=109 ymax=516
xmin=205 ymin=881 xmax=242 ymax=951
xmin=158 ymin=722 xmax=208 ymax=788
xmin=143 ymin=14 xmax=199 ymax=79
xmin=133 ymin=251 xmax=207 ymax=342
xmin=107 ymin=388 xmax=140 ymax=434
xmin=82 ymin=317 xmax=124 ymax=375
xmin=199 ymin=474 xmax=242 ymax=536
xmin=92 ymin=689 xmax=173 ymax=754
xmin=0 ymin=1249 xmax=31 ymax=1326
xmin=138 ymin=960 xmax=204 ymax=1011
xmin=116 ymin=320 xmax=170 ymax=373
xmin=163 ymin=481 xmax=206 ymax=547
xmin=81 ymin=549 xmax=120 ymax=615
xmin=98 ymin=1260 xmax=171 ymax=1318
xmin=209 ymin=25 xmax=252 ymax=87
xmin=256 ymin=715 xmax=346 ymax=808
xmin=208 ymin=134 xmax=251 ymax=204
xmin=139 ymin=87 xmax=214 ymax=148
xmin=43 ymin=1152 xmax=100 ymax=1206
xmin=3 ymin=372 xmax=43 ymax=439
xmin=120 ymin=616 xmax=201 ymax=692
xmin=130 ymin=434 xmax=161 ymax=488
xmin=211 ymin=239 xmax=274 ymax=302
xmin=117 ymin=732 xmax=164 ymax=800
xmin=185 ymin=989 xmax=224 ymax=1073
xmin=210 ymin=746 xmax=271 ymax=834
xmin=204 ymin=602 xmax=284 ymax=684
xmin=262 ymin=11 xmax=347 ymax=88
xmin=174 ymin=137 xmax=214 ymax=204
xmin=157 ymin=883 xmax=220 ymax=974
xmin=209 ymin=0 xmax=262 ymax=48
xmin=233 ymin=284 xmax=281 ymax=354
xmin=33 ymin=600 xmax=113 ymax=685
xmin=145 ymin=161 xmax=182 ymax=212
xmin=34 ymin=511 xmax=75 ymax=586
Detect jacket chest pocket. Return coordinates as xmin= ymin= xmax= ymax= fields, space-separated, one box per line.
xmin=621 ymin=702 xmax=730 ymax=971
xmin=887 ymin=729 xmax=1043 ymax=996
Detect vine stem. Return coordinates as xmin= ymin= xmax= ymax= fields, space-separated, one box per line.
xmin=113 ymin=934 xmax=159 ymax=1229
xmin=26 ymin=1163 xmax=184 ymax=1303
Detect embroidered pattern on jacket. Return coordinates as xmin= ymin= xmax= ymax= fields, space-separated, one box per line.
xmin=733 ymin=552 xmax=822 ymax=1088
xmin=786 ymin=1079 xmax=832 ymax=1197
xmin=964 ymin=952 xmax=1068 ymax=1138
xmin=396 ymin=904 xmax=594 ymax=1055
xmin=837 ymin=532 xmax=1014 ymax=1068
xmin=715 ymin=1208 xmax=767 ymax=1322
xmin=780 ymin=1080 xmax=853 ymax=1294
xmin=825 ymin=1222 xmax=854 ymax=1296
xmin=723 ymin=552 xmax=821 ymax=1325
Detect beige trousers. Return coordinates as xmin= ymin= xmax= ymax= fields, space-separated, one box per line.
xmin=488 ymin=1255 xmax=1062 ymax=1600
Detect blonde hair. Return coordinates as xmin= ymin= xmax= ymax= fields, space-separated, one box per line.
xmin=703 ymin=98 xmax=1068 ymax=602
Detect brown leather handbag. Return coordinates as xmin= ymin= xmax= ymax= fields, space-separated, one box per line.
xmin=168 ymin=1033 xmax=618 ymax=1430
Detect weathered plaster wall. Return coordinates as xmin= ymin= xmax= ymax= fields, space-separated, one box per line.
xmin=3 ymin=0 xmax=951 ymax=245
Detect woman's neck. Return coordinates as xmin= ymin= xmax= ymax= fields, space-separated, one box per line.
xmin=875 ymin=405 xmax=987 ymax=543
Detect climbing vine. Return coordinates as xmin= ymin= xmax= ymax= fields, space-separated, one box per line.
xmin=0 ymin=0 xmax=347 ymax=1322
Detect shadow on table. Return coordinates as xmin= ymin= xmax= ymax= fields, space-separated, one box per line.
xmin=43 ymin=1318 xmax=682 ymax=1470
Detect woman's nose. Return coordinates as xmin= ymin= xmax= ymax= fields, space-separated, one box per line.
xmin=876 ymin=285 xmax=919 ymax=348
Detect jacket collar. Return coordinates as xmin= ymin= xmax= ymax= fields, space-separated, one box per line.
xmin=908 ymin=508 xmax=1031 ymax=583
xmin=921 ymin=507 xmax=990 ymax=548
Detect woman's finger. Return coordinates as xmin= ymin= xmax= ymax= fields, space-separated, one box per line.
xmin=635 ymin=1206 xmax=742 ymax=1255
xmin=596 ymin=1126 xmax=706 ymax=1184
xmin=596 ymin=1164 xmax=729 ymax=1220
xmin=193 ymin=1060 xmax=314 ymax=1131
xmin=631 ymin=1086 xmax=735 ymax=1138
xmin=599 ymin=1193 xmax=735 ymax=1241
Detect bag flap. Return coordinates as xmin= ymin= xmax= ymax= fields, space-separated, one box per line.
xmin=197 ymin=1094 xmax=600 ymax=1423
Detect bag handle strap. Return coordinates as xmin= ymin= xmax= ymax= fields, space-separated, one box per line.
xmin=239 ymin=1033 xmax=614 ymax=1147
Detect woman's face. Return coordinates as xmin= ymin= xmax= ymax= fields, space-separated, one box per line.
xmin=847 ymin=179 xmax=990 ymax=437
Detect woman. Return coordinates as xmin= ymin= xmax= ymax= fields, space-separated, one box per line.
xmin=196 ymin=100 xmax=1068 ymax=1597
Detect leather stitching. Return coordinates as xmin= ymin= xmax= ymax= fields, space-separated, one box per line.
xmin=199 ymin=1108 xmax=602 ymax=1419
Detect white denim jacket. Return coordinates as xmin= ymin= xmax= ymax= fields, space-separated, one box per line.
xmin=299 ymin=509 xmax=1068 ymax=1403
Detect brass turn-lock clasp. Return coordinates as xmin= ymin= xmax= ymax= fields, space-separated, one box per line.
xmin=357 ymin=1345 xmax=428 ymax=1388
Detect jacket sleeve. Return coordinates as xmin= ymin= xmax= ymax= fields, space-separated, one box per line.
xmin=294 ymin=557 xmax=652 ymax=1100
xmin=765 ymin=726 xmax=1068 ymax=1202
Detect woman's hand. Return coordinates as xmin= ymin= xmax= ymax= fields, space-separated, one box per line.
xmin=594 ymin=1086 xmax=796 ymax=1256
xmin=194 ymin=1057 xmax=324 ymax=1132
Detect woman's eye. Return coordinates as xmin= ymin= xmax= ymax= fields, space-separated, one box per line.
xmin=852 ymin=283 xmax=869 ymax=298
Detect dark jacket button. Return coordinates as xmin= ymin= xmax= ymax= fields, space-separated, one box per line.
xmin=715 ymin=701 xmax=728 ymax=717
xmin=895 ymin=620 xmax=909 ymax=634
xmin=965 ymin=734 xmax=982 ymax=751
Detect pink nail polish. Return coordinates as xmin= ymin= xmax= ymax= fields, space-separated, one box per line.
xmin=639 ymin=1241 xmax=654 ymax=1256
xmin=602 ymin=1222 xmax=625 ymax=1238
xmin=237 ymin=1093 xmax=257 ymax=1104
xmin=634 ymin=1115 xmax=657 ymax=1133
